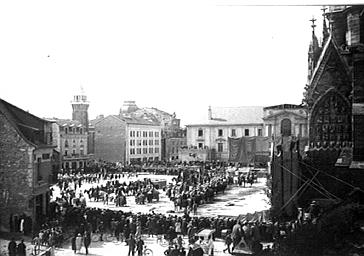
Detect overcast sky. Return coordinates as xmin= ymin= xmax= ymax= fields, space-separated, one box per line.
xmin=0 ymin=1 xmax=346 ymax=126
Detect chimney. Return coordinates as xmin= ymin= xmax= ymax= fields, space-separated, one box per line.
xmin=208 ymin=106 xmax=212 ymax=120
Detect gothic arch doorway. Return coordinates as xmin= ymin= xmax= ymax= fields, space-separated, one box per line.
xmin=281 ymin=119 xmax=292 ymax=136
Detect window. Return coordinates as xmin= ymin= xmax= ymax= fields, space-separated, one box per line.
xmin=72 ymin=149 xmax=76 ymax=155
xmin=65 ymin=150 xmax=68 ymax=156
xmin=136 ymin=131 xmax=141 ymax=137
xmin=149 ymin=140 xmax=154 ymax=146
xmin=244 ymin=129 xmax=250 ymax=136
xmin=155 ymin=131 xmax=159 ymax=137
xmin=143 ymin=140 xmax=147 ymax=146
xmin=155 ymin=148 xmax=159 ymax=153
xmin=130 ymin=131 xmax=133 ymax=137
xmin=258 ymin=128 xmax=263 ymax=136
xmin=149 ymin=131 xmax=153 ymax=137
xmin=130 ymin=140 xmax=133 ymax=146
xmin=143 ymin=131 xmax=148 ymax=137
xmin=149 ymin=148 xmax=153 ymax=154
xmin=130 ymin=148 xmax=135 ymax=155
xmin=137 ymin=148 xmax=141 ymax=154
xmin=80 ymin=149 xmax=84 ymax=156
xmin=218 ymin=129 xmax=223 ymax=137
xmin=231 ymin=129 xmax=236 ymax=137
xmin=137 ymin=140 xmax=142 ymax=146
xmin=80 ymin=128 xmax=83 ymax=134
xmin=218 ymin=143 xmax=223 ymax=152
xmin=198 ymin=143 xmax=203 ymax=149
xmin=198 ymin=129 xmax=203 ymax=137
xmin=42 ymin=153 xmax=50 ymax=160
xmin=65 ymin=128 xmax=68 ymax=134
xmin=65 ymin=140 xmax=69 ymax=148
xmin=155 ymin=139 xmax=159 ymax=145
xmin=171 ymin=147 xmax=175 ymax=154
xmin=143 ymin=148 xmax=148 ymax=154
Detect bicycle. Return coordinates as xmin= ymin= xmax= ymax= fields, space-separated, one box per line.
xmin=143 ymin=245 xmax=153 ymax=256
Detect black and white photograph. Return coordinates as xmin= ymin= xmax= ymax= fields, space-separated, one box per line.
xmin=0 ymin=1 xmax=364 ymax=255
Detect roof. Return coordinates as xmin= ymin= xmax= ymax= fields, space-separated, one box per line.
xmin=0 ymin=98 xmax=54 ymax=147
xmin=263 ymin=104 xmax=304 ymax=110
xmin=121 ymin=115 xmax=160 ymax=126
xmin=187 ymin=106 xmax=264 ymax=126
xmin=49 ymin=118 xmax=83 ymax=127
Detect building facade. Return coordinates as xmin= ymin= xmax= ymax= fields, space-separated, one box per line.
xmin=119 ymin=100 xmax=185 ymax=162
xmin=263 ymin=104 xmax=308 ymax=138
xmin=94 ymin=115 xmax=161 ymax=164
xmin=51 ymin=119 xmax=89 ymax=169
xmin=186 ymin=106 xmax=265 ymax=161
xmin=0 ymin=98 xmax=56 ymax=232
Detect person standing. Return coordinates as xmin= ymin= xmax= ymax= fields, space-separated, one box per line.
xmin=75 ymin=233 xmax=83 ymax=254
xmin=136 ymin=237 xmax=144 ymax=256
xmin=17 ymin=239 xmax=26 ymax=256
xmin=207 ymin=235 xmax=214 ymax=256
xmin=83 ymin=231 xmax=91 ymax=255
xmin=8 ymin=238 xmax=17 ymax=256
xmin=127 ymin=234 xmax=136 ymax=256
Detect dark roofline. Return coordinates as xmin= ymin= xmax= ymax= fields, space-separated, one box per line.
xmin=263 ymin=104 xmax=304 ymax=110
xmin=0 ymin=98 xmax=53 ymax=124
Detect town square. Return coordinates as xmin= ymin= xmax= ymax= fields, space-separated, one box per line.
xmin=1 ymin=2 xmax=364 ymax=256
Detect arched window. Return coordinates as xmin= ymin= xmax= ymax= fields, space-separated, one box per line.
xmin=281 ymin=119 xmax=292 ymax=136
xmin=65 ymin=140 xmax=69 ymax=148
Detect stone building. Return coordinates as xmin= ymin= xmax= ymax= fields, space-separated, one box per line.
xmin=263 ymin=104 xmax=308 ymax=138
xmin=186 ymin=106 xmax=265 ymax=161
xmin=94 ymin=115 xmax=161 ymax=164
xmin=119 ymin=100 xmax=185 ymax=162
xmin=0 ymin=98 xmax=56 ymax=232
xmin=271 ymin=6 xmax=364 ymax=216
xmin=50 ymin=119 xmax=89 ymax=169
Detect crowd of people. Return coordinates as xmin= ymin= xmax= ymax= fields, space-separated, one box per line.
xmin=8 ymin=161 xmax=271 ymax=256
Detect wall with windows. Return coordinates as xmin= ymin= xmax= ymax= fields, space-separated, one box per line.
xmin=126 ymin=124 xmax=162 ymax=163
xmin=186 ymin=124 xmax=265 ymax=161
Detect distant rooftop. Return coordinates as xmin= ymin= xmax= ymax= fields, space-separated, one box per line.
xmin=263 ymin=104 xmax=304 ymax=110
xmin=187 ymin=106 xmax=264 ymax=126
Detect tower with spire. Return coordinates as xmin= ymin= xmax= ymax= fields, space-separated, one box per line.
xmin=71 ymin=86 xmax=89 ymax=132
xmin=307 ymin=16 xmax=322 ymax=83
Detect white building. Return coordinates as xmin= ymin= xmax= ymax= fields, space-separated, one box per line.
xmin=186 ymin=106 xmax=265 ymax=161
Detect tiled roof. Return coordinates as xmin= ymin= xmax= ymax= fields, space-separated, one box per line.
xmin=187 ymin=106 xmax=264 ymax=126
xmin=0 ymin=98 xmax=54 ymax=147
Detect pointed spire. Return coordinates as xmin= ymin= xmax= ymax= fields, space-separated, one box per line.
xmin=321 ymin=6 xmax=330 ymax=43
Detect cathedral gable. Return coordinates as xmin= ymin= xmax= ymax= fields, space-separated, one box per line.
xmin=305 ymin=38 xmax=352 ymax=110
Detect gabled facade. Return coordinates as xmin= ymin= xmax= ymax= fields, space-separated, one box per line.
xmin=0 ymin=98 xmax=56 ymax=232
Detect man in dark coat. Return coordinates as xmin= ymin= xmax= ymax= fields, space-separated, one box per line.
xmin=8 ymin=238 xmax=17 ymax=256
xmin=127 ymin=234 xmax=136 ymax=256
xmin=83 ymin=231 xmax=91 ymax=255
xmin=17 ymin=239 xmax=26 ymax=256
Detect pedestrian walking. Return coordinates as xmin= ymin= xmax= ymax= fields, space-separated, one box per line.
xmin=8 ymin=238 xmax=17 ymax=256
xmin=223 ymin=232 xmax=232 ymax=254
xmin=83 ymin=231 xmax=91 ymax=255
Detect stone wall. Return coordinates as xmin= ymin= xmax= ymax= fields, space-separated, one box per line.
xmin=0 ymin=112 xmax=34 ymax=231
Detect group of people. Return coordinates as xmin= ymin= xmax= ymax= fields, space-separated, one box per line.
xmin=7 ymin=238 xmax=26 ymax=256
